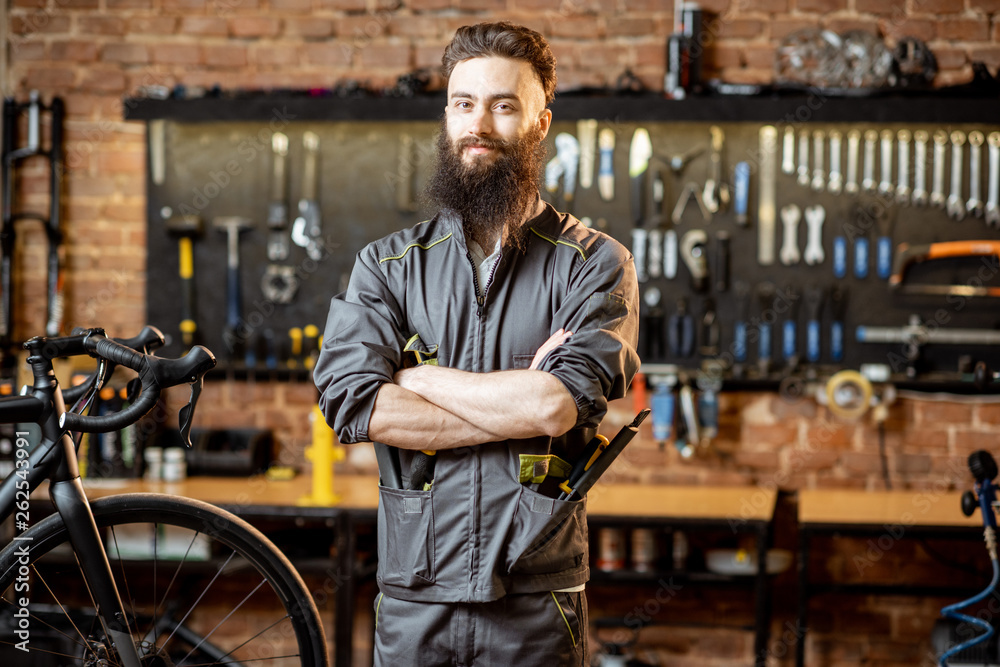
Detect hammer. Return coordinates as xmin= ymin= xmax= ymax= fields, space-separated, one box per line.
xmin=214 ymin=216 xmax=251 ymax=360
xmin=165 ymin=213 xmax=202 ymax=347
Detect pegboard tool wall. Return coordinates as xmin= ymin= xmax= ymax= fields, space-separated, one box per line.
xmin=145 ymin=119 xmax=1000 ymax=380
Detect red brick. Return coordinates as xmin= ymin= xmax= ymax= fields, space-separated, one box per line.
xmin=634 ymin=41 xmax=666 ymax=68
xmin=771 ymin=18 xmax=817 ymax=40
xmin=936 ymin=18 xmax=989 ymax=41
xmin=179 ymin=16 xmax=229 ymax=36
xmin=61 ymin=0 xmax=100 ymax=6
xmin=304 ymin=42 xmax=354 ymax=67
xmin=317 ymin=0 xmax=368 ymax=8
xmin=953 ymin=429 xmax=1000 ymax=456
xmin=931 ymin=46 xmax=969 ymax=70
xmin=79 ymin=67 xmax=128 ymax=93
xmin=151 ymin=43 xmax=203 ymax=66
xmin=879 ymin=18 xmax=936 ymax=42
xmin=716 ymin=18 xmax=764 ymax=39
xmin=916 ymin=401 xmax=973 ymax=425
xmin=359 ymin=42 xmax=412 ymax=69
xmin=204 ymin=44 xmax=248 ymax=68
xmin=96 ymin=150 xmax=145 ymax=173
xmin=548 ymin=16 xmax=604 ymax=39
xmin=743 ymin=423 xmax=798 ymax=447
xmin=935 ymin=68 xmax=973 ymax=87
xmin=841 ymin=451 xmax=882 ymax=473
xmin=11 ymin=14 xmax=72 ymax=36
xmin=270 ymin=0 xmax=312 ymax=10
xmin=743 ymin=45 xmax=775 ymax=70
xmin=102 ymin=202 xmax=146 ymax=222
xmin=970 ymin=0 xmax=1000 ymax=11
xmin=229 ymin=16 xmax=282 ymax=38
xmin=254 ymin=45 xmax=301 ymax=67
xmin=414 ymin=43 xmax=448 ymax=70
xmin=388 ymin=16 xmax=444 ymax=38
xmin=894 ymin=453 xmax=932 ymax=474
xmin=284 ymin=18 xmax=335 ymax=39
xmin=968 ymin=46 xmax=1000 ymax=69
xmin=102 ymin=43 xmax=150 ymax=65
xmin=733 ymin=450 xmax=780 ymax=469
xmin=128 ymin=17 xmax=178 ymax=34
xmin=788 ymin=448 xmax=841 ymax=471
xmin=911 ymin=0 xmax=964 ymax=12
xmin=578 ymin=43 xmax=627 ymax=69
xmin=49 ymin=39 xmax=97 ymax=62
xmin=8 ymin=39 xmax=47 ymax=61
xmin=11 ymin=0 xmax=44 ymax=7
xmin=710 ymin=44 xmax=743 ymax=69
xmin=979 ymin=404 xmax=1000 ymax=425
xmin=78 ymin=16 xmax=127 ymax=35
xmin=23 ymin=67 xmax=76 ymax=89
xmin=109 ymin=0 xmax=152 ymax=6
xmin=162 ymin=0 xmax=206 ymax=8
xmin=607 ymin=17 xmax=660 ymax=36
xmin=796 ymin=0 xmax=846 ymax=10
xmin=456 ymin=0 xmax=505 ymax=10
xmin=822 ymin=18 xmax=880 ymax=34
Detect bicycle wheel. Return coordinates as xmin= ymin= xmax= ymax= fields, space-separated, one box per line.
xmin=0 ymin=493 xmax=328 ymax=666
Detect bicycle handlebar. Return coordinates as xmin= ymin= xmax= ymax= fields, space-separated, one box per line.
xmin=61 ymin=325 xmax=166 ymax=405
xmin=45 ymin=331 xmax=216 ymax=439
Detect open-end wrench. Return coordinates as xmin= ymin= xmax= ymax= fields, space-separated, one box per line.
xmin=862 ymin=129 xmax=878 ymax=193
xmin=878 ymin=129 xmax=894 ymax=197
xmin=987 ymin=132 xmax=1000 ymax=227
xmin=845 ymin=129 xmax=860 ymax=194
xmin=782 ymin=126 xmax=795 ymax=175
xmin=828 ymin=130 xmax=842 ymax=194
xmin=896 ymin=129 xmax=911 ymax=205
xmin=811 ymin=129 xmax=825 ymax=192
xmin=797 ymin=130 xmax=810 ymax=187
xmin=703 ymin=126 xmax=729 ymax=213
xmin=967 ymin=130 xmax=985 ymax=218
xmin=931 ymin=130 xmax=948 ymax=208
xmin=947 ymin=130 xmax=966 ymax=221
xmin=912 ymin=130 xmax=929 ymax=206
xmin=779 ymin=203 xmax=801 ymax=266
xmin=758 ymin=126 xmax=778 ymax=266
xmin=803 ymin=204 xmax=825 ymax=266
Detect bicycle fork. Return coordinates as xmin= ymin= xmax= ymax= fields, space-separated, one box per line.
xmin=49 ymin=474 xmax=143 ymax=667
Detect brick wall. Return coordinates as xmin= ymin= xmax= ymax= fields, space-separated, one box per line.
xmin=6 ymin=2 xmax=1000 ymax=666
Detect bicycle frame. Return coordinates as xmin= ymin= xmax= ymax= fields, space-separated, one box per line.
xmin=0 ymin=339 xmax=146 ymax=667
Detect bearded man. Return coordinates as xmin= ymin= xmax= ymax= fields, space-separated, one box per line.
xmin=314 ymin=21 xmax=640 ymax=667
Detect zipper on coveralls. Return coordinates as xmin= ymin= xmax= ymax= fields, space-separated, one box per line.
xmin=466 ymin=250 xmax=503 ymax=319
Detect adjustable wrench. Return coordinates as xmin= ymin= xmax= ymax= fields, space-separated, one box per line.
xmin=782 ymin=126 xmax=795 ymax=175
xmin=803 ymin=204 xmax=825 ymax=266
xmin=987 ymin=132 xmax=1000 ymax=227
xmin=896 ymin=129 xmax=911 ymax=205
xmin=811 ymin=129 xmax=825 ymax=192
xmin=845 ymin=129 xmax=860 ymax=194
xmin=967 ymin=130 xmax=985 ymax=218
xmin=931 ymin=130 xmax=948 ymax=208
xmin=862 ymin=129 xmax=878 ymax=193
xmin=779 ymin=204 xmax=801 ymax=266
xmin=878 ymin=129 xmax=894 ymax=197
xmin=797 ymin=130 xmax=810 ymax=187
xmin=947 ymin=130 xmax=966 ymax=221
xmin=703 ymin=126 xmax=730 ymax=213
xmin=912 ymin=130 xmax=929 ymax=206
xmin=828 ymin=130 xmax=842 ymax=194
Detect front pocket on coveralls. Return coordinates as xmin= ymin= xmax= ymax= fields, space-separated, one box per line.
xmin=504 ymin=486 xmax=586 ymax=576
xmin=377 ymin=486 xmax=436 ymax=586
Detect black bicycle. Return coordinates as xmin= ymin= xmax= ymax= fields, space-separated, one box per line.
xmin=0 ymin=327 xmax=328 ymax=666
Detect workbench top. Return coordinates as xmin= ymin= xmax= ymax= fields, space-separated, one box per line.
xmin=798 ymin=488 xmax=981 ymax=528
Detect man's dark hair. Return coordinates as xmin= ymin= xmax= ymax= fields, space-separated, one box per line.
xmin=442 ymin=22 xmax=557 ymax=106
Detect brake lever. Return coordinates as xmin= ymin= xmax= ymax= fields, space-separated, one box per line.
xmin=178 ymin=375 xmax=204 ymax=448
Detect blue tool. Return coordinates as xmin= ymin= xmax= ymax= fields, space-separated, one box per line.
xmin=733 ymin=161 xmax=750 ymax=226
xmin=781 ymin=284 xmax=800 ymax=364
xmin=650 ymin=381 xmax=675 ymax=449
xmin=833 ymin=235 xmax=847 ymax=279
xmin=804 ymin=285 xmax=824 ymax=364
xmin=757 ymin=282 xmax=776 ymax=375
xmin=854 ymin=232 xmax=869 ymax=279
xmin=829 ymin=286 xmax=847 ymax=363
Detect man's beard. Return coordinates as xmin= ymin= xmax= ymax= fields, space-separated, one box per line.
xmin=424 ymin=122 xmax=547 ymax=253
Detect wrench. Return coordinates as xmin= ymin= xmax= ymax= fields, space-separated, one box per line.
xmin=987 ymin=132 xmax=1000 ymax=227
xmin=967 ymin=130 xmax=985 ymax=218
xmin=828 ymin=130 xmax=842 ymax=194
xmin=896 ymin=129 xmax=911 ymax=205
xmin=845 ymin=129 xmax=860 ymax=194
xmin=878 ymin=129 xmax=894 ymax=196
xmin=797 ymin=130 xmax=810 ymax=187
xmin=758 ymin=126 xmax=778 ymax=266
xmin=703 ymin=126 xmax=730 ymax=213
xmin=931 ymin=130 xmax=948 ymax=208
xmin=811 ymin=130 xmax=826 ymax=192
xmin=862 ymin=129 xmax=878 ymax=193
xmin=912 ymin=130 xmax=929 ymax=206
xmin=779 ymin=203 xmax=801 ymax=266
xmin=782 ymin=125 xmax=795 ymax=175
xmin=803 ymin=204 xmax=825 ymax=266
xmin=947 ymin=130 xmax=966 ymax=221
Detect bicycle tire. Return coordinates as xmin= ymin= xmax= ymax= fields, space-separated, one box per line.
xmin=0 ymin=493 xmax=329 ymax=666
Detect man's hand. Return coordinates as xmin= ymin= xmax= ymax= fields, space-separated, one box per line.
xmin=530 ymin=328 xmax=573 ymax=370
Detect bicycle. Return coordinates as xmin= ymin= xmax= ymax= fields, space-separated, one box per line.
xmin=0 ymin=326 xmax=328 ymax=666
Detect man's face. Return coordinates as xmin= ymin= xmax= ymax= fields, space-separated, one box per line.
xmin=445 ymin=56 xmax=552 ymax=168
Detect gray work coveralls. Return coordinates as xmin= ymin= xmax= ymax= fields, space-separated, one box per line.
xmin=314 ymin=202 xmax=640 ymax=666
